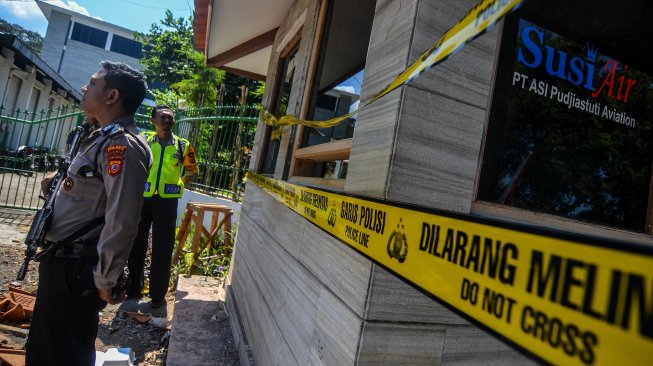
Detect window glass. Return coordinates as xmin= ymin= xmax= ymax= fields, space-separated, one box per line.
xmin=110 ymin=35 xmax=143 ymax=59
xmin=262 ymin=46 xmax=299 ymax=175
xmin=295 ymin=0 xmax=375 ymax=180
xmin=478 ymin=4 xmax=653 ymax=232
xmin=70 ymin=23 xmax=108 ymax=49
xmin=305 ymin=69 xmax=362 ymax=147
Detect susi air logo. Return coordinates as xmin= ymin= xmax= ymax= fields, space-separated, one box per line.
xmin=517 ymin=20 xmax=637 ymax=103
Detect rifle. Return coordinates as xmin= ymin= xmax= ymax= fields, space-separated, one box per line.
xmin=17 ymin=123 xmax=92 ymax=280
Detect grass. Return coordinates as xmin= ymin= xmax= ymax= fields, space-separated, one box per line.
xmin=169 ymin=220 xmax=237 ymax=288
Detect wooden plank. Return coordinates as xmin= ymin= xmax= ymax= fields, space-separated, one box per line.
xmin=207 ymin=29 xmax=278 ymax=67
xmin=366 ymin=265 xmax=469 ymax=325
xmin=288 ymin=176 xmax=346 ymax=191
xmin=357 ymin=322 xmax=446 ymax=365
xmin=292 ymin=139 xmax=352 ymax=162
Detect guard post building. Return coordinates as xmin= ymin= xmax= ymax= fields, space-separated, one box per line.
xmin=194 ymin=0 xmax=653 ymax=364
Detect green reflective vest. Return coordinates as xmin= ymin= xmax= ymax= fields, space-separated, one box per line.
xmin=143 ymin=131 xmax=190 ymax=198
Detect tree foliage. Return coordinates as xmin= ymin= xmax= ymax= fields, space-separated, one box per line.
xmin=135 ymin=10 xmax=198 ymax=87
xmin=0 ymin=18 xmax=43 ymax=54
xmin=136 ymin=10 xmax=265 ymax=107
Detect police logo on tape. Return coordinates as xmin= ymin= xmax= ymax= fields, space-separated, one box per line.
xmin=387 ymin=218 xmax=408 ymax=263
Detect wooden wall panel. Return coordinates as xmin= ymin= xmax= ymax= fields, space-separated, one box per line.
xmin=246 ymin=183 xmax=306 ymax=258
xmin=298 ymin=222 xmax=373 ymax=317
xmin=366 ymin=265 xmax=469 ymax=325
xmin=346 ymin=0 xmax=418 ymax=198
xmin=409 ymin=0 xmax=499 ymax=109
xmin=237 ymin=215 xmax=320 ymax=365
xmin=357 ymin=322 xmax=447 ymax=365
xmin=387 ymin=85 xmax=486 ymax=213
xmin=440 ymin=325 xmax=537 ymax=365
xmin=228 ymin=221 xmax=300 ymax=366
xmin=308 ymin=286 xmax=363 ymax=366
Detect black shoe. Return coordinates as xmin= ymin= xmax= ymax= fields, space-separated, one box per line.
xmin=139 ymin=300 xmax=167 ymax=318
xmin=118 ymin=298 xmax=140 ymax=313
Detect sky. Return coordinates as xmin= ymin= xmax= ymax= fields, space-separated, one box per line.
xmin=0 ymin=0 xmax=193 ymax=35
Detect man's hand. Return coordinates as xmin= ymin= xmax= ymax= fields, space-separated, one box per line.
xmin=97 ymin=287 xmax=126 ymax=305
xmin=41 ymin=172 xmax=57 ymax=194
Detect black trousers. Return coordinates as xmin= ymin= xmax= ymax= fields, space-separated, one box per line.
xmin=127 ymin=196 xmax=178 ymax=303
xmin=26 ymin=255 xmax=106 ymax=366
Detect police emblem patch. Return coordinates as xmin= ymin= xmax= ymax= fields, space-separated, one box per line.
xmin=387 ymin=218 xmax=408 ymax=263
xmin=327 ymin=203 xmax=337 ymax=227
xmin=63 ymin=177 xmax=74 ymax=191
xmin=106 ymin=145 xmax=127 ymax=159
xmin=106 ymin=145 xmax=126 ymax=176
xmin=108 ymin=160 xmax=123 ymax=176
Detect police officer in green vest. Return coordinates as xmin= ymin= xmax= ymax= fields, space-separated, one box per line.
xmin=124 ymin=104 xmax=198 ymax=316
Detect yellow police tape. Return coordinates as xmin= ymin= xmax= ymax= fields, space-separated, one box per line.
xmin=261 ymin=0 xmax=524 ymax=130
xmin=247 ymin=171 xmax=653 ymax=366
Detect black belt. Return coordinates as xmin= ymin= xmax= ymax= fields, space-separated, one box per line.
xmin=44 ymin=240 xmax=98 ymax=259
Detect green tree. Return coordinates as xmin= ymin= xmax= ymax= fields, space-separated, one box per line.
xmin=135 ymin=10 xmax=198 ymax=87
xmin=0 ymin=19 xmax=43 ymax=54
xmin=172 ymin=51 xmax=224 ymax=108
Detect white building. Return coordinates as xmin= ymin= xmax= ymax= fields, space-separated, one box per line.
xmin=36 ymin=0 xmax=144 ymax=92
xmin=0 ymin=33 xmax=81 ymax=151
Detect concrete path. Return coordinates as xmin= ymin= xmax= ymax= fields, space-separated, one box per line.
xmin=166 ymin=275 xmax=239 ymax=366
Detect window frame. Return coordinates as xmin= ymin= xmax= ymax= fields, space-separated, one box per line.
xmin=110 ymin=34 xmax=143 ymax=59
xmin=256 ymin=29 xmax=302 ymax=176
xmin=287 ymin=0 xmax=374 ymax=188
xmin=70 ymin=22 xmax=108 ymax=49
xmin=472 ymin=10 xmax=653 ymax=241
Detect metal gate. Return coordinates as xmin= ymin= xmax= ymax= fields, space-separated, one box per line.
xmin=0 ymin=105 xmax=259 ymax=210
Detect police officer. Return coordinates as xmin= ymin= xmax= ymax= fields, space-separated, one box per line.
xmin=25 ymin=61 xmax=152 ymax=366
xmin=124 ymin=104 xmax=198 ymax=316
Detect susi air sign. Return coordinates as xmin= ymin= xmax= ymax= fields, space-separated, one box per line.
xmin=510 ymin=19 xmax=644 ymax=128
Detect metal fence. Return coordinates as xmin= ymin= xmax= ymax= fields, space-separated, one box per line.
xmin=175 ymin=105 xmax=259 ymax=201
xmin=0 ymin=105 xmax=84 ymax=209
xmin=0 ymin=104 xmax=259 ymax=209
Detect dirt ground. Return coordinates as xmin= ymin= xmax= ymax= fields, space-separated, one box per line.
xmin=0 ymin=208 xmax=240 ymax=365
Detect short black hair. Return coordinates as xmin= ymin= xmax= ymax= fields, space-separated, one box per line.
xmin=151 ymin=104 xmax=174 ymax=119
xmin=100 ymin=61 xmax=147 ymax=115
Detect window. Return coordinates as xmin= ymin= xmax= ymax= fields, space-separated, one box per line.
xmin=260 ymin=44 xmax=299 ymax=175
xmin=70 ymin=23 xmax=108 ymax=49
xmin=478 ymin=1 xmax=653 ymax=233
xmin=110 ymin=35 xmax=143 ymax=59
xmin=288 ymin=0 xmax=375 ymax=183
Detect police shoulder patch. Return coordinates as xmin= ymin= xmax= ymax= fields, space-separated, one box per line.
xmin=106 ymin=145 xmax=127 ymax=176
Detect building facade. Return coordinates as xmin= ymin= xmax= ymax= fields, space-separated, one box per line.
xmin=36 ymin=0 xmax=143 ymax=92
xmin=195 ymin=0 xmax=653 ymax=364
xmin=0 ymin=33 xmax=81 ymax=151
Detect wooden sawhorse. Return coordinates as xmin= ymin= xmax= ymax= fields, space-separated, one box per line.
xmin=171 ymin=202 xmax=233 ymax=271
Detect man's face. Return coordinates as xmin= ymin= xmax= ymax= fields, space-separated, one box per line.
xmin=81 ymin=70 xmax=112 ymax=119
xmin=152 ymin=109 xmax=175 ymax=134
